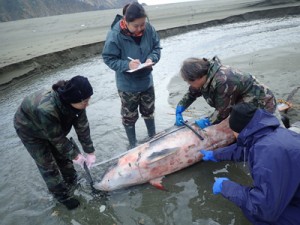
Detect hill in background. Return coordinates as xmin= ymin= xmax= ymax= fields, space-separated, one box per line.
xmin=0 ymin=0 xmax=137 ymax=22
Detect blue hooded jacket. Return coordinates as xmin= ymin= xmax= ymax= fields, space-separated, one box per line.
xmin=213 ymin=109 xmax=300 ymax=224
xmin=102 ymin=15 xmax=161 ymax=92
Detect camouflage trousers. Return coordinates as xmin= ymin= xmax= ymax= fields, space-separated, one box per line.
xmin=118 ymin=86 xmax=155 ymax=126
xmin=15 ymin=130 xmax=77 ymax=200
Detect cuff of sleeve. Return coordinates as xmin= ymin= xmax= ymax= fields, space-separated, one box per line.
xmin=83 ymin=145 xmax=95 ymax=154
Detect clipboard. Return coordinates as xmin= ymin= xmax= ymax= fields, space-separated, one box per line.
xmin=126 ymin=62 xmax=154 ymax=73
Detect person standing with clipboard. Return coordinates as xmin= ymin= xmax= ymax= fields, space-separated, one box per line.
xmin=102 ymin=2 xmax=161 ymax=149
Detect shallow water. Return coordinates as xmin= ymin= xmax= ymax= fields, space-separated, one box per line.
xmin=1 ymin=16 xmax=300 ymax=225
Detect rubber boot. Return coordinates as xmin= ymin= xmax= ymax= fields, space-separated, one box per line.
xmin=124 ymin=125 xmax=137 ymax=150
xmin=58 ymin=195 xmax=80 ymax=210
xmin=144 ymin=118 xmax=156 ymax=138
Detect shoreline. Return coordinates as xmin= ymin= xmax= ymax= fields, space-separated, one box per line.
xmin=0 ymin=0 xmax=300 ymax=88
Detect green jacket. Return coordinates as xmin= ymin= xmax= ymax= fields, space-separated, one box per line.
xmin=178 ymin=57 xmax=276 ymax=124
xmin=14 ymin=89 xmax=95 ymax=159
xmin=102 ymin=16 xmax=161 ymax=92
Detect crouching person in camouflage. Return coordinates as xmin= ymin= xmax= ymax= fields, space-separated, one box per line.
xmin=175 ymin=56 xmax=283 ymax=128
xmin=14 ymin=75 xmax=96 ymax=210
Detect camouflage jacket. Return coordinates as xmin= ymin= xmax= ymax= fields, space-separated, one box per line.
xmin=14 ymin=89 xmax=95 ymax=159
xmin=178 ymin=57 xmax=276 ymax=124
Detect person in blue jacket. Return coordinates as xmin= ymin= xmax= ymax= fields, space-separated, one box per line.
xmin=200 ymin=102 xmax=300 ymax=224
xmin=102 ymin=2 xmax=161 ymax=149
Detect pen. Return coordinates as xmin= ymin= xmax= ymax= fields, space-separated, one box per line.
xmin=127 ymin=57 xmax=134 ymax=61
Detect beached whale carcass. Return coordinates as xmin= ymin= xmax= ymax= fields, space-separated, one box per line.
xmin=93 ymin=118 xmax=235 ymax=191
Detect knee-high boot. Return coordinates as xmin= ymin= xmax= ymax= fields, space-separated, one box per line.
xmin=144 ymin=118 xmax=156 ymax=138
xmin=124 ymin=125 xmax=137 ymax=150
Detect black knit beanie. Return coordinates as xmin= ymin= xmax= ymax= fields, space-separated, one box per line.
xmin=57 ymin=75 xmax=93 ymax=104
xmin=229 ymin=103 xmax=257 ymax=133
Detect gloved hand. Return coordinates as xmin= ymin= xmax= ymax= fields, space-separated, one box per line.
xmin=175 ymin=105 xmax=186 ymax=126
xmin=86 ymin=153 xmax=96 ymax=169
xmin=200 ymin=150 xmax=218 ymax=162
xmin=72 ymin=154 xmax=86 ymax=168
xmin=195 ymin=117 xmax=211 ymax=129
xmin=213 ymin=177 xmax=230 ymax=194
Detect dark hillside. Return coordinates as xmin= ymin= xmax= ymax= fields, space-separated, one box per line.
xmin=0 ymin=0 xmax=136 ymax=22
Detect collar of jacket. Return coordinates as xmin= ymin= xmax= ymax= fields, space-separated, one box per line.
xmin=52 ymin=90 xmax=83 ymax=116
xmin=202 ymin=58 xmax=222 ymax=90
xmin=111 ymin=20 xmax=151 ymax=40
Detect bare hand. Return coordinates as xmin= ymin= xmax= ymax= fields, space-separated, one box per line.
xmin=145 ymin=58 xmax=153 ymax=64
xmin=129 ymin=59 xmax=141 ymax=69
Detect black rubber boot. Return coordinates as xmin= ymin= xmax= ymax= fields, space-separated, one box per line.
xmin=58 ymin=195 xmax=80 ymax=210
xmin=144 ymin=118 xmax=156 ymax=138
xmin=124 ymin=125 xmax=137 ymax=150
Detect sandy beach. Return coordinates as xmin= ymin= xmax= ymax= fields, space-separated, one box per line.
xmin=0 ymin=0 xmax=300 ymax=87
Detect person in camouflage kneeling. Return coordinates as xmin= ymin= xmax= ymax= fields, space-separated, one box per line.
xmin=14 ymin=75 xmax=97 ymax=210
xmin=175 ymin=56 xmax=283 ymax=128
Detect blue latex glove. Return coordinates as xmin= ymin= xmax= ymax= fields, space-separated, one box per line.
xmin=195 ymin=117 xmax=211 ymax=129
xmin=175 ymin=105 xmax=186 ymax=126
xmin=200 ymin=150 xmax=218 ymax=162
xmin=213 ymin=177 xmax=230 ymax=194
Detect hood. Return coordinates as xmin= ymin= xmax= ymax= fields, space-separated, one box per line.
xmin=236 ymin=109 xmax=280 ymax=146
xmin=111 ymin=14 xmax=123 ymax=29
xmin=202 ymin=56 xmax=222 ymax=90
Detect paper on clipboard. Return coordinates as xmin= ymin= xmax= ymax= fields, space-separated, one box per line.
xmin=126 ymin=62 xmax=154 ymax=73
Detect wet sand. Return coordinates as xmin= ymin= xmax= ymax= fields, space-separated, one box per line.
xmin=0 ymin=0 xmax=300 ymax=86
